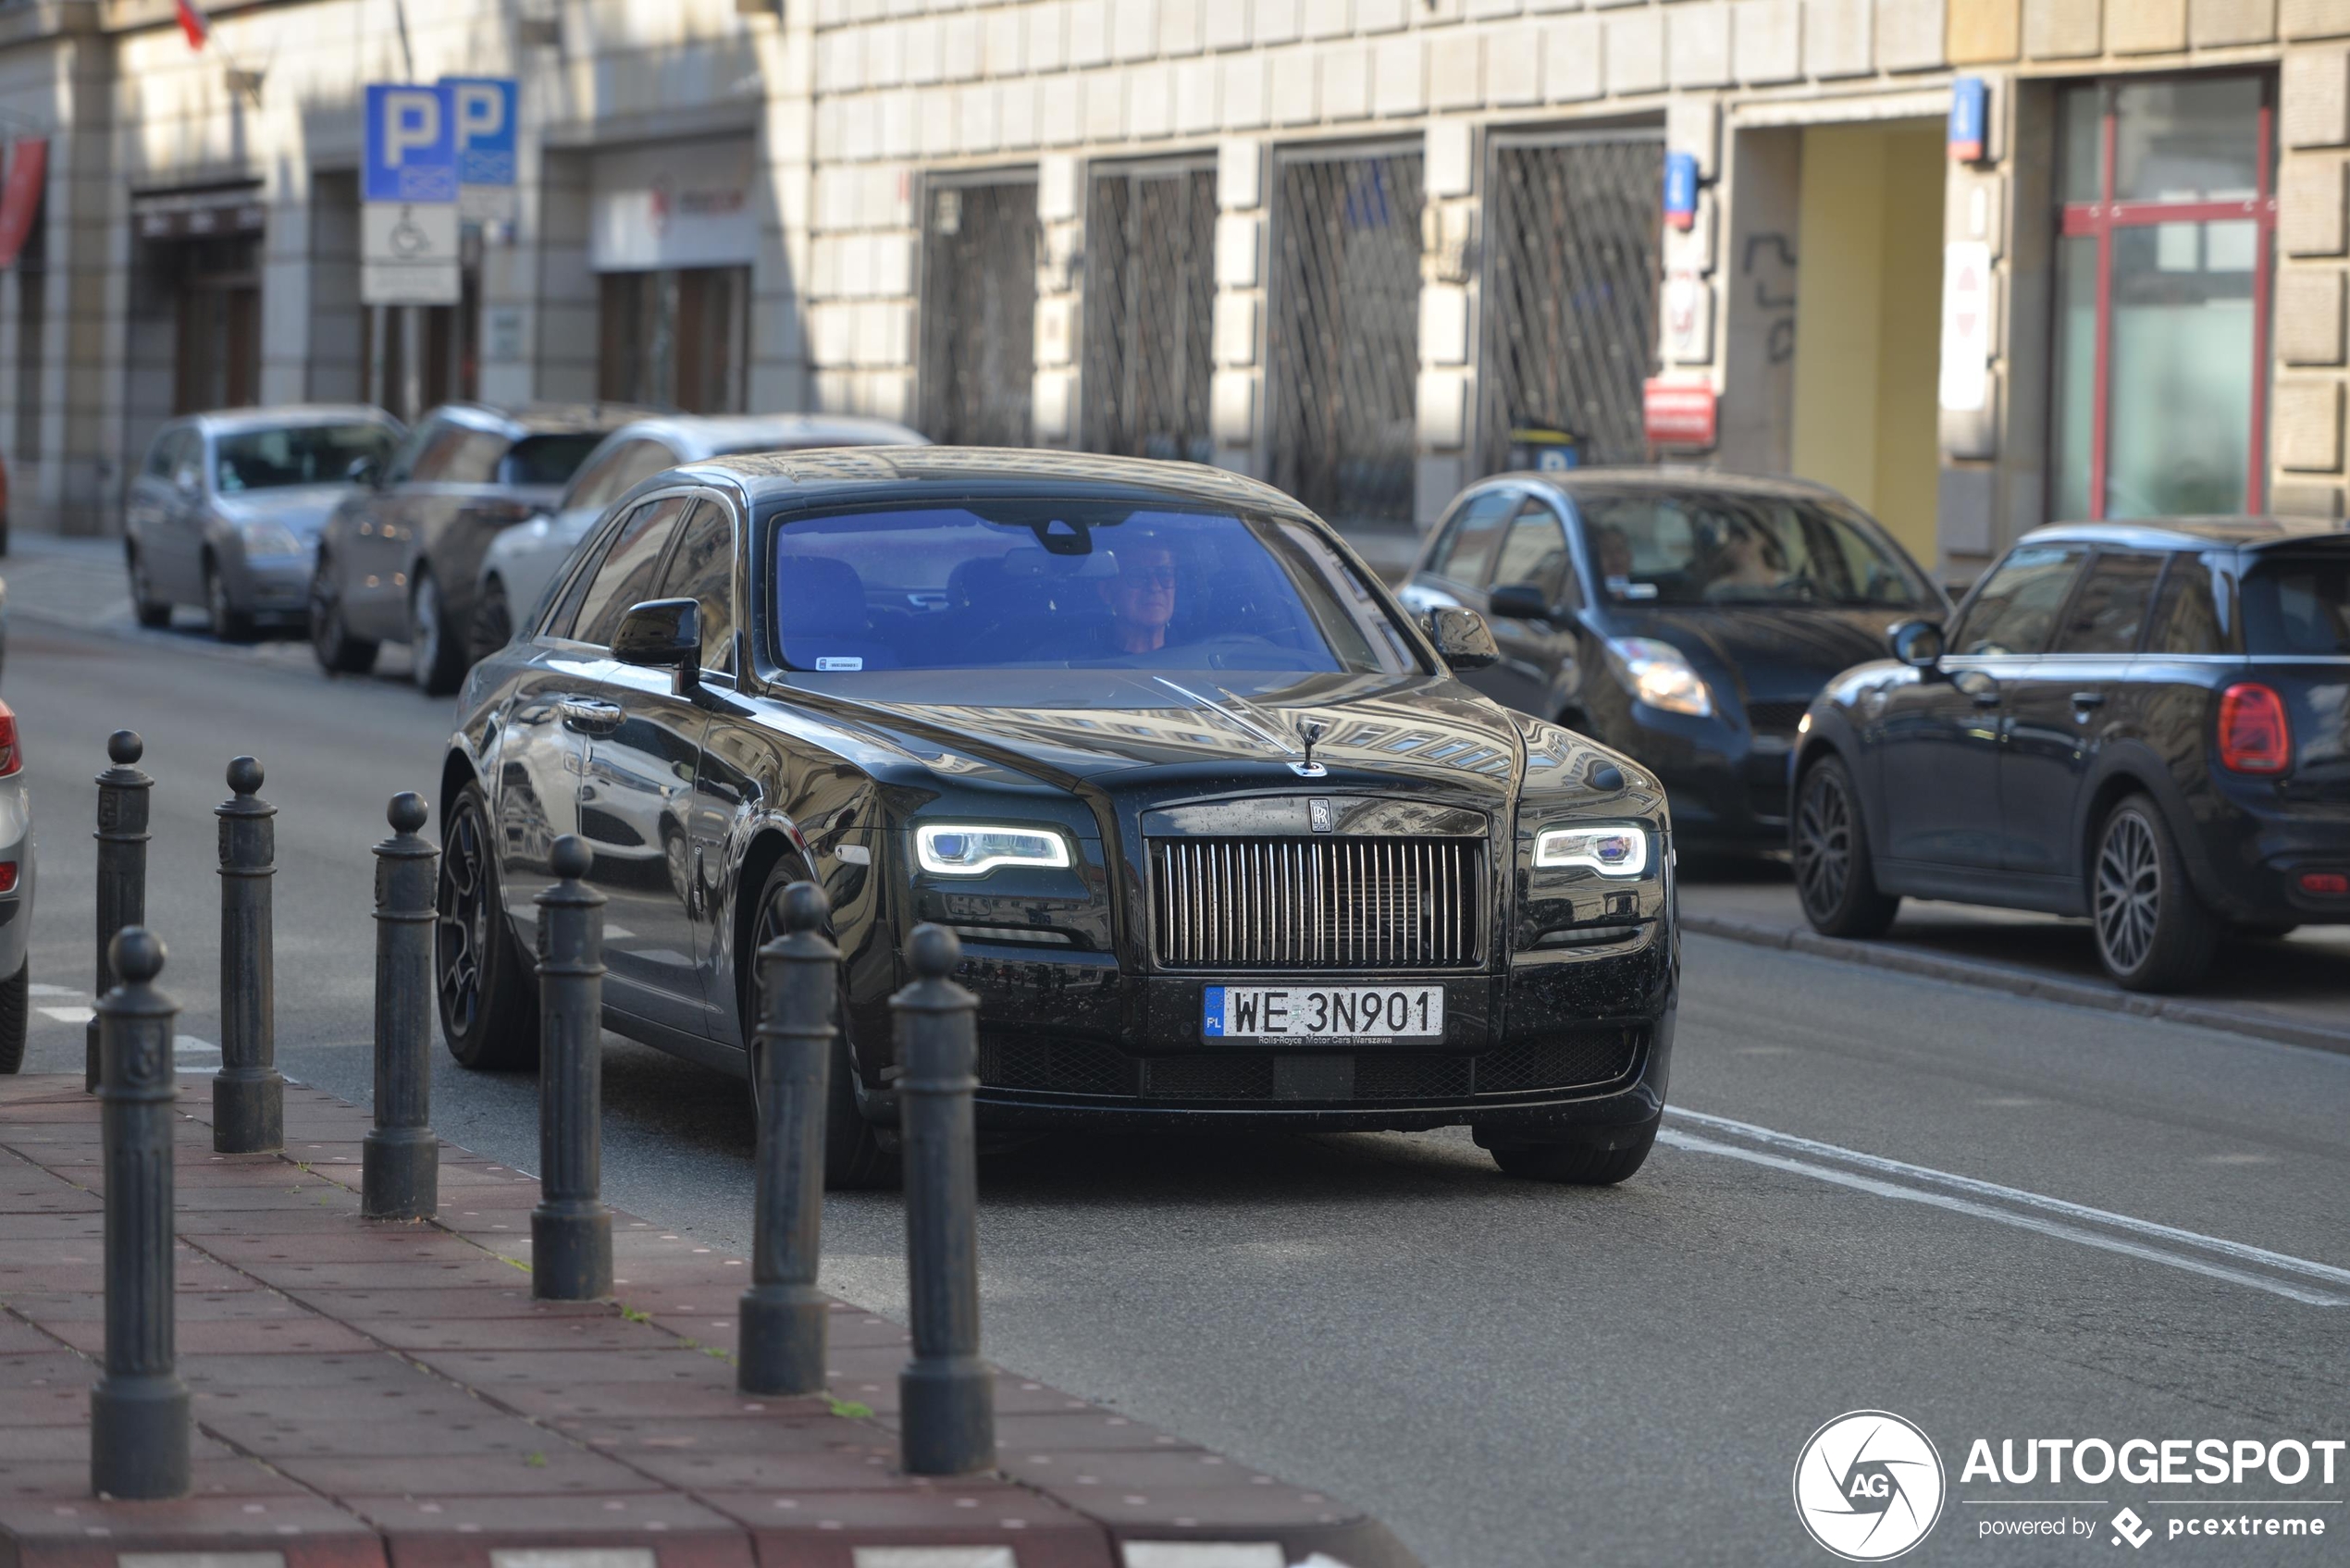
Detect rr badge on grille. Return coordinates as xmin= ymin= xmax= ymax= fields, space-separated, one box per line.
xmin=1309 ymin=798 xmax=1334 ymax=833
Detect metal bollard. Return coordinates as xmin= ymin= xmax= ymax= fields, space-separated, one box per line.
xmin=362 ymin=793 xmax=438 ymax=1220
xmin=738 ymin=881 xmax=836 ymax=1395
xmin=213 ymin=757 xmax=284 ymax=1153
xmin=893 ymin=924 xmax=994 ymax=1475
xmin=89 ymin=732 xmax=152 ymax=1093
xmin=532 ymin=833 xmax=611 ymax=1300
xmin=91 ymin=927 xmax=191 ymax=1500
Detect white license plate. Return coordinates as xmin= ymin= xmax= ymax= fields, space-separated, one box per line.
xmin=1202 ymin=984 xmax=1445 ymax=1043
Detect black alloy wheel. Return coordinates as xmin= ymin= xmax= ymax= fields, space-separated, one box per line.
xmin=469 ymin=576 xmax=515 ymax=667
xmin=437 ymin=784 xmax=539 ymax=1069
xmin=746 ymin=861 xmax=895 ymax=1191
xmin=205 ymin=559 xmax=255 ymax=642
xmin=129 ymin=548 xmax=173 ymax=629
xmin=1792 ymin=756 xmax=1900 ymax=938
xmin=309 ymin=558 xmax=379 ymax=673
xmin=2092 ymin=795 xmax=2214 ymax=993
xmin=411 ymin=572 xmax=470 ymax=698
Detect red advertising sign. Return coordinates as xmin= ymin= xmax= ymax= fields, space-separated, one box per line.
xmin=0 ymin=140 xmax=45 ymax=269
xmin=1643 ymin=379 xmax=1717 ymax=448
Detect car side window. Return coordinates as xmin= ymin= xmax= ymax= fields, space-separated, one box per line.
xmin=1430 ymin=490 xmax=1517 ymax=587
xmin=571 ymin=495 xmax=693 ymax=647
xmin=2052 ymin=550 xmax=2166 ymax=654
xmin=1949 ymin=544 xmax=2090 ymax=657
xmin=142 ymin=428 xmax=182 ymax=480
xmin=614 ymin=439 xmax=680 ymax=495
xmin=1489 ymin=504 xmax=1573 ymax=606
xmin=399 ymin=424 xmax=470 ymax=484
xmin=2146 ymin=554 xmax=2228 ymax=654
xmin=654 ymin=499 xmax=737 ymax=676
xmin=565 ymin=440 xmax=640 ymax=513
xmin=436 ymin=430 xmax=510 ymax=486
xmin=383 ymin=419 xmax=445 ymax=485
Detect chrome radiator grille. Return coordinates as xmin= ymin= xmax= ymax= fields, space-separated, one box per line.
xmin=1151 ymin=837 xmax=1483 ymax=969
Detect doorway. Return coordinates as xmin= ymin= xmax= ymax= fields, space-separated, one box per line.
xmin=1786 ymin=121 xmax=1945 ymax=563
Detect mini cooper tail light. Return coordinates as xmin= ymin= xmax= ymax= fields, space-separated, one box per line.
xmin=0 ymin=863 xmax=18 ymax=894
xmin=2301 ymin=871 xmax=2349 ymax=897
xmin=2218 ymin=684 xmax=2291 ymax=775
xmin=0 ymin=700 xmax=21 ymax=777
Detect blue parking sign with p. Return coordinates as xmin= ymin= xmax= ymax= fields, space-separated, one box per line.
xmin=441 ymin=78 xmax=518 ymax=187
xmin=365 ymin=84 xmax=457 ymax=204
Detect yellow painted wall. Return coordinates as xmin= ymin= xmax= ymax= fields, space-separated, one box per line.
xmin=1789 ymin=122 xmax=1947 ymax=563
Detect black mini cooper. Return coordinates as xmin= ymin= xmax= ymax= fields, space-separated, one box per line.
xmin=1793 ymin=519 xmax=2350 ymax=992
xmin=433 ymin=451 xmax=1678 ymax=1186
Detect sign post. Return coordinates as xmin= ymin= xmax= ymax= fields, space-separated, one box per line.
xmin=361 ymin=83 xmax=460 ymax=307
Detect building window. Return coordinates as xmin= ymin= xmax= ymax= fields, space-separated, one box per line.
xmin=599 ymin=267 xmax=748 ymax=414
xmin=2052 ymin=74 xmax=2274 ymax=521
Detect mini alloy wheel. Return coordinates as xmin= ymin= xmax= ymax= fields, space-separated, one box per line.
xmin=2091 ymin=796 xmax=2215 ymax=993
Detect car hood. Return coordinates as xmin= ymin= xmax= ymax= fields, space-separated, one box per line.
xmin=1606 ymin=604 xmax=1911 ymax=704
xmin=214 ymin=486 xmax=351 ymax=535
xmin=778 ymin=668 xmax=1565 ymax=814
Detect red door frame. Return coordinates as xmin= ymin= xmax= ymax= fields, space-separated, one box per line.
xmin=2057 ymin=78 xmax=2277 ymax=518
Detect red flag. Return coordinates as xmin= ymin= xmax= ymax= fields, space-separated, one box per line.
xmin=176 ymin=0 xmax=209 ymax=49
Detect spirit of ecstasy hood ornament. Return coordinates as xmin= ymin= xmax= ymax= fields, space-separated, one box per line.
xmin=1291 ymin=719 xmax=1328 ymax=778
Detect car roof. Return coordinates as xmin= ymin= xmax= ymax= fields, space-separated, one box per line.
xmin=186 ymin=406 xmax=402 ymax=435
xmin=435 ymin=401 xmax=662 ymax=437
xmin=686 ymin=446 xmax=1308 ymax=513
xmin=1497 ymin=466 xmax=1847 ymax=505
xmin=612 ymin=413 xmax=930 ymax=460
xmin=2021 ymin=516 xmax=2350 ymax=552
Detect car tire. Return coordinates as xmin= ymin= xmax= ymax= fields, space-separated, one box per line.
xmin=411 ymin=572 xmax=469 ymax=698
xmin=746 ymin=860 xmax=896 ymax=1191
xmin=469 ymin=575 xmax=515 ymax=667
xmin=2092 ymin=794 xmax=2216 ymax=994
xmin=2228 ymin=920 xmax=2300 ymax=941
xmin=204 ymin=559 xmax=256 ymax=642
xmin=1792 ymin=755 xmax=1900 ymax=939
xmin=1481 ymin=1118 xmax=1657 ymax=1185
xmin=0 ymin=958 xmax=24 ymax=1073
xmin=309 ymin=558 xmax=378 ymax=674
xmin=128 ymin=548 xmax=173 ymax=629
xmin=436 ymin=783 xmax=541 ymax=1071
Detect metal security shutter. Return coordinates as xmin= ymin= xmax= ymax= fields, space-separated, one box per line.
xmin=1478 ymin=135 xmax=1663 ymax=475
xmin=1267 ymin=145 xmax=1425 ymax=527
xmin=1082 ymin=161 xmax=1216 ymax=463
xmin=918 ymin=178 xmax=1039 ymax=447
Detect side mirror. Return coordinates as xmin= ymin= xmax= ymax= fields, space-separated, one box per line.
xmin=1889 ymin=619 xmax=1946 ymax=671
xmin=1486 ymin=581 xmax=1554 ymax=623
xmin=347 ymin=455 xmax=383 ymax=488
xmin=612 ymin=598 xmax=702 ymax=693
xmin=1424 ymin=606 xmax=1501 ymax=672
xmin=172 ymin=464 xmax=201 ymax=497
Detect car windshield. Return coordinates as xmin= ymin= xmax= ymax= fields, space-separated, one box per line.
xmin=502 ymin=434 xmax=606 ymax=488
xmin=1576 ymin=490 xmax=1929 ymax=609
xmin=766 ymin=502 xmax=1419 ymax=675
xmin=214 ymin=423 xmax=398 ymax=493
xmin=2241 ymin=554 xmax=2350 ymax=654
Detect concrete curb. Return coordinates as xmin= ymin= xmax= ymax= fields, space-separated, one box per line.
xmin=1682 ymin=913 xmax=2350 ymax=1057
xmin=0 ymin=1076 xmax=1424 ymax=1568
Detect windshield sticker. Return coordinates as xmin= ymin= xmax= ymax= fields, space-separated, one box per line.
xmin=814 ymin=656 xmax=864 ymax=672
xmin=1609 ymin=576 xmax=1660 ymax=599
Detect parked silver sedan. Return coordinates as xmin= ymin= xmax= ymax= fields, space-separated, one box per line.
xmin=466 ymin=412 xmax=927 ymax=663
xmin=125 ymin=408 xmax=405 ymax=640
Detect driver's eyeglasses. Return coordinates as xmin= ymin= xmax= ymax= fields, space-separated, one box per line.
xmin=1118 ymin=565 xmax=1179 ymax=588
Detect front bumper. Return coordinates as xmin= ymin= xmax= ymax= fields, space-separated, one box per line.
xmin=856 ymin=929 xmax=1676 ymax=1134
xmin=1607 ymin=715 xmax=1793 ymax=851
xmin=238 ymin=551 xmax=317 ymax=618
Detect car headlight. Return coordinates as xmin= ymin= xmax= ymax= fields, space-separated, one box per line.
xmin=1604 ymin=636 xmax=1713 ymax=718
xmin=914 ymin=823 xmax=1073 ymax=876
xmin=1533 ymin=822 xmax=1650 ymax=877
xmin=238 ymin=520 xmax=304 ymax=557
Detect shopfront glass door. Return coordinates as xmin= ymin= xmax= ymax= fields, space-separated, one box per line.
xmin=2051 ymin=75 xmax=2273 ymax=521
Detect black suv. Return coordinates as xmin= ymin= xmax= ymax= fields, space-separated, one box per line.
xmin=1792 ymin=519 xmax=2350 ymax=992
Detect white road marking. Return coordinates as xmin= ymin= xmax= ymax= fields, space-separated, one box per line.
xmin=36 ymin=1006 xmax=93 ymax=1025
xmin=26 ymin=982 xmax=80 ymax=997
xmin=1660 ymin=1108 xmax=2349 ymax=1308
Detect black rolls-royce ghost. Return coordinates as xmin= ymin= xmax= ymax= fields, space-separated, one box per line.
xmin=433 ymin=450 xmax=1677 ymax=1186
xmin=1793 ymin=518 xmax=2350 ymax=992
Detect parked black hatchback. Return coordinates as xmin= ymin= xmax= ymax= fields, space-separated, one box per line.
xmin=1793 ymin=519 xmax=2350 ymax=992
xmin=1402 ymin=471 xmax=1946 ymax=853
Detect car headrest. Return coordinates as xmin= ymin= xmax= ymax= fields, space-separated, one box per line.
xmin=776 ymin=555 xmax=872 ymax=638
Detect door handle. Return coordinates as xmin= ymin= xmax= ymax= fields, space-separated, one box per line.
xmin=2070 ymin=691 xmax=2107 ymax=709
xmin=558 ymin=697 xmax=625 ymax=735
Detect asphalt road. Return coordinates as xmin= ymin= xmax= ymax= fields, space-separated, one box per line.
xmin=9 ymin=618 xmax=2348 ymax=1568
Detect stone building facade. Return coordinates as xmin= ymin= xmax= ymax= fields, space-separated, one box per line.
xmin=0 ymin=0 xmax=2344 ymax=579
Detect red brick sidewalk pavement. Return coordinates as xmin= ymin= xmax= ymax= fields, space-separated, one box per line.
xmin=0 ymin=1075 xmax=1416 ymax=1568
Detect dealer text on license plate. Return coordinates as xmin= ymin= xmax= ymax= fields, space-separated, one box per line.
xmin=1202 ymin=984 xmax=1444 ymax=1042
